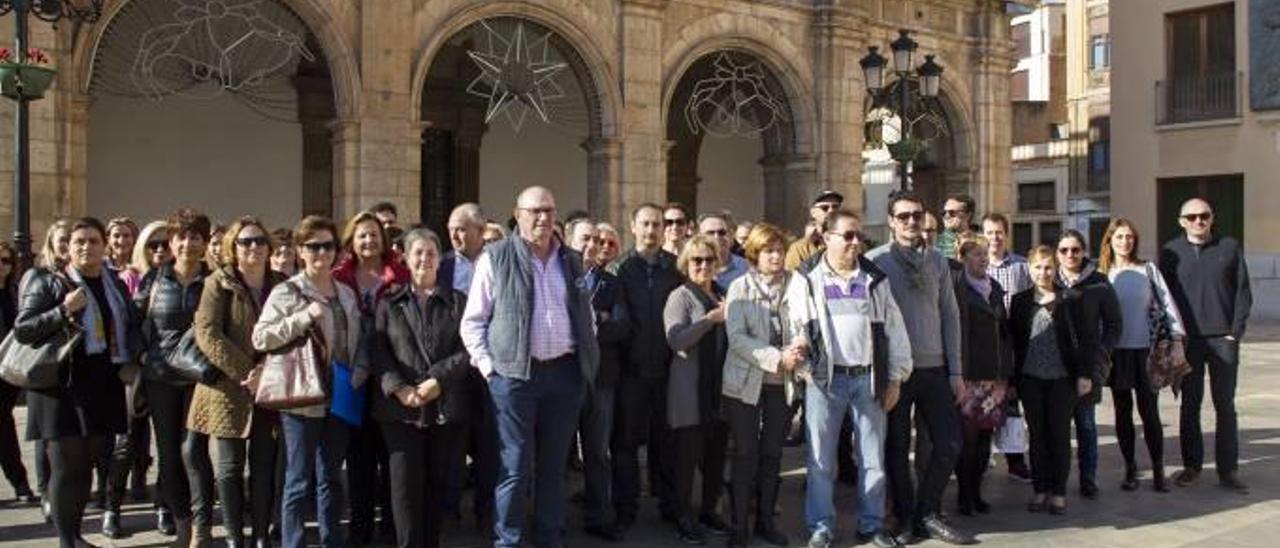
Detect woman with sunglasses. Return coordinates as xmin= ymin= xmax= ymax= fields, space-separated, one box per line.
xmin=18 ymin=217 xmax=140 ymax=547
xmin=1054 ymin=230 xmax=1121 ymax=501
xmin=664 ymin=235 xmax=731 ymax=544
xmin=185 ymin=217 xmax=286 ymax=548
xmin=1098 ymin=218 xmax=1184 ymax=493
xmin=0 ymin=241 xmax=39 ymax=507
xmin=130 ymin=221 xmax=172 ymax=297
xmin=333 ymin=210 xmax=409 ymax=543
xmin=253 ymin=215 xmax=360 ymax=548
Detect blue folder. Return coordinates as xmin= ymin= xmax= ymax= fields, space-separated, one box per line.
xmin=329 ymin=360 xmax=365 ymax=426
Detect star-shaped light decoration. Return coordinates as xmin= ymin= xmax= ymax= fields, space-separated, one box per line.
xmin=465 ymin=20 xmax=569 ymax=132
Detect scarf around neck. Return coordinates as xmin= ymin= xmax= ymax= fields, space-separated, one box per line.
xmin=66 ymin=265 xmax=131 ymax=364
xmin=890 ymin=242 xmax=928 ymax=289
xmin=965 ymin=271 xmax=992 ymax=301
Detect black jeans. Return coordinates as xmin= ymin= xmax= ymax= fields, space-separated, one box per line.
xmin=0 ymin=381 xmax=32 ymax=494
xmin=1021 ymin=377 xmax=1075 ymax=496
xmin=184 ymin=410 xmax=278 ymax=541
xmin=348 ymin=414 xmax=393 ymax=537
xmin=382 ymin=421 xmax=459 ymax=548
xmin=146 ymin=381 xmax=194 ymax=520
xmin=1111 ymin=348 xmax=1163 ymax=471
xmin=725 ymin=385 xmax=789 ymax=533
xmin=1180 ymin=336 xmax=1240 ymax=477
xmin=670 ymin=420 xmax=729 ymax=525
xmin=612 ymin=375 xmax=673 ymax=521
xmin=885 ymin=367 xmax=960 ymax=526
xmin=47 ymin=435 xmax=105 ymax=548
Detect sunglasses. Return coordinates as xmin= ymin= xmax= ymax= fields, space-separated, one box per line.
xmin=942 ymin=209 xmax=967 ymax=218
xmin=814 ymin=203 xmax=838 ymax=212
xmin=146 ymin=240 xmax=169 ymax=252
xmin=689 ymin=256 xmax=717 ymax=266
xmin=1057 ymin=247 xmax=1083 ymax=256
xmin=893 ymin=211 xmax=925 ymax=222
xmin=0 ymin=256 xmax=12 ymax=266
xmin=827 ymin=230 xmax=864 ymax=242
xmin=1181 ymin=212 xmax=1212 ymax=222
xmin=300 ymin=241 xmax=337 ymax=253
xmin=664 ymin=218 xmax=687 ymax=227
xmin=703 ymin=229 xmax=728 ymax=237
xmin=236 ymin=236 xmax=270 ymax=249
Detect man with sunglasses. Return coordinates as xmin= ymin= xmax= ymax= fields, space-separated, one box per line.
xmin=786 ymin=190 xmax=844 ymax=272
xmin=698 ymin=213 xmax=750 ymax=288
xmin=935 ymin=194 xmax=977 ymax=259
xmin=866 ymin=193 xmax=972 ymax=545
xmin=795 ymin=209 xmax=913 ymax=548
xmin=1159 ymin=198 xmax=1252 ymax=493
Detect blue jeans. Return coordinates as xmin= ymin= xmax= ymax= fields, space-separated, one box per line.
xmin=805 ymin=373 xmax=887 ymax=537
xmin=489 ymin=356 xmax=585 ymax=548
xmin=1073 ymin=404 xmax=1098 ymax=482
xmin=280 ymin=413 xmax=350 ymax=548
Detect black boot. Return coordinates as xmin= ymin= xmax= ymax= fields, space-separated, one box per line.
xmin=101 ymin=510 xmax=124 ymax=539
xmin=1121 ymin=464 xmax=1139 ymax=491
xmin=217 ymin=475 xmax=246 ymax=548
xmin=753 ymin=474 xmax=788 ymax=547
xmin=1153 ymin=466 xmax=1170 ymax=493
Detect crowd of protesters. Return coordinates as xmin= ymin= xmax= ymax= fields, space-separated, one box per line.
xmin=0 ymin=187 xmax=1253 ymax=548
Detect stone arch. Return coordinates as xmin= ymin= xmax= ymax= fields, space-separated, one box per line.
xmin=409 ymin=0 xmax=621 ymax=139
xmin=68 ymin=0 xmax=362 ymax=119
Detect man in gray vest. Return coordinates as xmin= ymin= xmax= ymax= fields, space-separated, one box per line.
xmin=461 ymin=186 xmax=600 ymax=548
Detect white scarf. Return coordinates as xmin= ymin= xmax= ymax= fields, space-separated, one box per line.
xmin=66 ymin=265 xmax=131 ymax=364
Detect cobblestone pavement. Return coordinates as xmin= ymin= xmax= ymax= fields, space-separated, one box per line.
xmin=3 ymin=324 xmax=1280 ymax=547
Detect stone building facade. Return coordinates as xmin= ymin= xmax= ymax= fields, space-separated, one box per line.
xmin=0 ymin=0 xmax=1016 ymax=238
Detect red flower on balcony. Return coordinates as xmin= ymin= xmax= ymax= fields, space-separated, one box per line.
xmin=0 ymin=47 xmax=51 ymax=65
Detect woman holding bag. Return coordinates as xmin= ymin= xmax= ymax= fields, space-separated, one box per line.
xmin=185 ymin=217 xmax=286 ymax=548
xmin=1098 ymin=218 xmax=1185 ymax=493
xmin=17 ymin=217 xmax=140 ymax=548
xmin=253 ymin=215 xmax=360 ymax=548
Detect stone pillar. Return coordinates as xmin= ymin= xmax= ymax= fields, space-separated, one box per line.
xmin=619 ymin=0 xmax=669 ymax=224
xmin=971 ymin=3 xmax=1016 ymax=215
xmin=762 ymin=153 xmax=818 ymax=231
xmin=811 ymin=5 xmax=869 ymax=214
xmin=295 ymin=74 xmax=336 ymax=217
xmin=581 ymin=136 xmax=621 ymax=221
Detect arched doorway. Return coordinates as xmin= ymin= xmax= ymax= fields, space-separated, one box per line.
xmin=665 ymin=50 xmax=798 ymax=226
xmin=85 ymin=0 xmax=339 ymax=229
xmin=418 ymin=16 xmax=607 ymax=230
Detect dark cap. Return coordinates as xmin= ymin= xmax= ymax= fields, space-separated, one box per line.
xmin=812 ymin=190 xmax=844 ymax=206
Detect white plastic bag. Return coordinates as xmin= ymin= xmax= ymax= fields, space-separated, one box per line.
xmin=995 ymin=416 xmax=1028 ymax=454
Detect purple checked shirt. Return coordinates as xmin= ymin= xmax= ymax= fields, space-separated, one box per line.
xmin=460 ymin=240 xmax=576 ymax=378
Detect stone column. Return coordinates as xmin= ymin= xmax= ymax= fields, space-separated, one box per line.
xmin=619 ymin=0 xmax=669 ymax=221
xmin=811 ymin=5 xmax=869 ymax=214
xmin=971 ymin=3 xmax=1016 ymax=214
xmin=581 ymin=136 xmax=621 ymax=221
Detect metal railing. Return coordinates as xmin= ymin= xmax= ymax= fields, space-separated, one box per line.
xmin=1155 ymin=71 xmax=1241 ymax=125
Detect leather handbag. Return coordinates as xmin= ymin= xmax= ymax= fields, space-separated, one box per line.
xmin=1144 ymin=264 xmax=1191 ymax=394
xmin=254 ymin=325 xmax=329 ymax=410
xmin=164 ymin=328 xmax=225 ymax=386
xmin=0 ymin=324 xmax=82 ymax=389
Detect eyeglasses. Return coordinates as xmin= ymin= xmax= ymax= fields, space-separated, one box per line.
xmin=827 ymin=230 xmax=864 ymax=243
xmin=600 ymin=239 xmax=618 ymax=248
xmin=689 ymin=256 xmax=717 ymax=266
xmin=1181 ymin=212 xmax=1212 ymax=223
xmin=814 ymin=203 xmax=838 ymax=212
xmin=518 ymin=206 xmax=556 ymax=217
xmin=235 ymin=236 xmax=270 ymax=249
xmin=942 ymin=209 xmax=967 ymax=218
xmin=1057 ymin=247 xmax=1083 ymax=256
xmin=703 ymin=229 xmax=728 ymax=237
xmin=146 ymin=240 xmax=168 ymax=252
xmin=893 ymin=211 xmax=925 ymax=222
xmin=300 ymin=241 xmax=337 ymax=253
xmin=664 ymin=218 xmax=687 ymax=227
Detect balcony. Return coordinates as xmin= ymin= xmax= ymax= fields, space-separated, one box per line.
xmin=1155 ymin=71 xmax=1241 ymax=125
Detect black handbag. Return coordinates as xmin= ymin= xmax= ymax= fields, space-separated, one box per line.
xmin=163 ymin=327 xmax=224 ymax=386
xmin=0 ymin=324 xmax=82 ymax=389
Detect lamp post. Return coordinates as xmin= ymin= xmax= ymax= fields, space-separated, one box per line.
xmin=860 ymin=29 xmax=944 ymax=192
xmin=0 ymin=0 xmax=104 ymax=268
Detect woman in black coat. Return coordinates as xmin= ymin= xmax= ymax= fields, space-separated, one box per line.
xmin=372 ymin=227 xmax=471 ymax=548
xmin=951 ymin=235 xmax=1014 ymax=516
xmin=16 ymin=217 xmax=140 ymax=547
xmin=0 ymin=241 xmax=39 ymax=504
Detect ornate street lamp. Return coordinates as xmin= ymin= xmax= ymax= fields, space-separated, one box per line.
xmin=860 ymin=29 xmax=945 ymax=191
xmin=0 ymin=0 xmax=105 ymax=267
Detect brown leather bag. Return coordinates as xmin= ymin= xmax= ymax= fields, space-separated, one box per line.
xmin=254 ymin=326 xmax=329 ymax=410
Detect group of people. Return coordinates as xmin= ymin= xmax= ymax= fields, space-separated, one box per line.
xmin=0 ymin=185 xmax=1253 ymax=548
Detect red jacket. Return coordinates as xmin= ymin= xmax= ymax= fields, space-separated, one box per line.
xmin=332 ymin=253 xmax=410 ymax=314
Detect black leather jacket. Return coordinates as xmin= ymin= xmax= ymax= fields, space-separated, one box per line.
xmin=609 ymin=248 xmax=682 ymax=380
xmin=372 ymin=284 xmax=472 ymax=427
xmin=15 ymin=266 xmax=142 ymax=369
xmin=136 ymin=262 xmax=210 ymax=384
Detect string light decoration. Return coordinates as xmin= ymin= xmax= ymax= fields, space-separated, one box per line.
xmin=464 ymin=19 xmax=569 ymax=132
xmin=684 ymin=52 xmax=789 ymax=137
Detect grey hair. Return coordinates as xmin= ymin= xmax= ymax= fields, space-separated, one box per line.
xmin=401 ymin=227 xmax=443 ymax=254
xmin=449 ymin=202 xmax=486 ymax=228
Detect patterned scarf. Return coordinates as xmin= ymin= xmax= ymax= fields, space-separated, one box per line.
xmin=66 ymin=265 xmax=131 ymax=364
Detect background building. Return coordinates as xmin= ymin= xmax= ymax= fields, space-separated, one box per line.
xmin=0 ymin=0 xmax=1019 ymax=243
xmin=1112 ymin=0 xmax=1280 ymax=319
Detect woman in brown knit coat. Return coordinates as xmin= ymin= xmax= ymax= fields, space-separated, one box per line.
xmin=186 ymin=216 xmax=285 ymax=548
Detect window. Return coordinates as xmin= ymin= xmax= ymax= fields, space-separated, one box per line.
xmin=1162 ymin=3 xmax=1237 ymax=123
xmin=1089 ymin=34 xmax=1110 ymax=70
xmin=1012 ymin=22 xmax=1031 ymax=59
xmin=1013 ymin=223 xmax=1033 ymax=256
xmin=1089 ymin=218 xmax=1110 ymax=259
xmin=1039 ymin=222 xmax=1062 ymax=248
xmin=1088 ymin=117 xmax=1110 ymax=191
xmin=1018 ymin=182 xmax=1056 ymax=212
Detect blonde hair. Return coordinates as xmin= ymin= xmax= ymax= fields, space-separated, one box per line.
xmin=676 ymin=235 xmax=721 ymax=278
xmin=39 ymin=218 xmax=74 ymax=269
xmin=1026 ymin=244 xmax=1057 ymax=269
xmin=131 ymin=221 xmax=169 ymax=276
xmin=955 ymin=234 xmax=989 ymax=261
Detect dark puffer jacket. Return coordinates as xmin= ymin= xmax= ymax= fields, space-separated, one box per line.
xmin=136 ymin=262 xmax=210 ymax=385
xmin=372 ymin=284 xmax=472 ymax=427
xmin=1057 ymin=261 xmax=1122 ymax=404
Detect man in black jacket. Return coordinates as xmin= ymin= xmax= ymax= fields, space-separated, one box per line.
xmin=1159 ymin=198 xmax=1252 ymax=493
xmin=567 ymin=218 xmax=630 ymax=541
xmin=609 ymin=203 xmax=684 ymax=530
